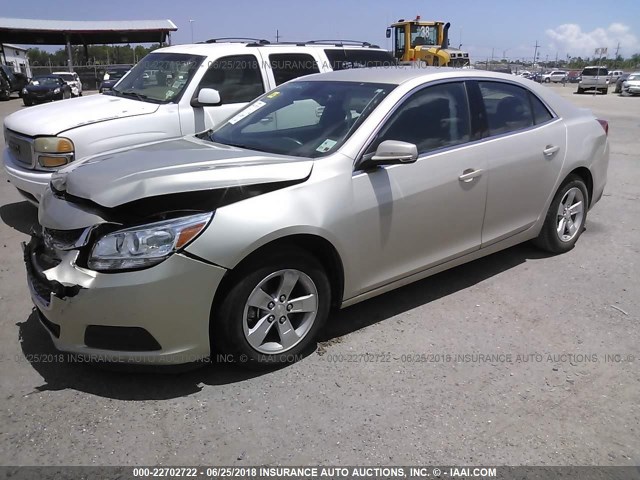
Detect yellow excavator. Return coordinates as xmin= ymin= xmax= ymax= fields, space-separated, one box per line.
xmin=387 ymin=16 xmax=470 ymax=67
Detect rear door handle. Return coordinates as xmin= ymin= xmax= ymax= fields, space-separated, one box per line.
xmin=458 ymin=169 xmax=484 ymax=183
xmin=543 ymin=145 xmax=560 ymax=156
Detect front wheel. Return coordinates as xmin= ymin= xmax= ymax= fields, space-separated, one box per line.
xmin=23 ymin=98 xmax=32 ymax=106
xmin=533 ymin=175 xmax=588 ymax=254
xmin=577 ymin=87 xmax=584 ymax=94
xmin=545 ymin=78 xmax=551 ymax=83
xmin=214 ymin=248 xmax=331 ymax=366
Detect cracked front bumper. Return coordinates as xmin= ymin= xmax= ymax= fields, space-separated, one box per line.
xmin=24 ymin=236 xmax=227 ymax=364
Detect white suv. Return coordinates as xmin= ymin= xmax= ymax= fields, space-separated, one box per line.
xmin=4 ymin=40 xmax=394 ymax=203
xmin=52 ymin=71 xmax=83 ymax=97
xmin=577 ymin=66 xmax=609 ymax=94
xmin=541 ymin=70 xmax=567 ymax=83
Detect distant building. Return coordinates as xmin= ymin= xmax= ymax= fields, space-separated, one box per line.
xmin=0 ymin=43 xmax=31 ymax=77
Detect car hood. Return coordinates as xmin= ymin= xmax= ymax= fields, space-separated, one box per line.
xmin=52 ymin=136 xmax=313 ymax=208
xmin=3 ymin=94 xmax=159 ymax=136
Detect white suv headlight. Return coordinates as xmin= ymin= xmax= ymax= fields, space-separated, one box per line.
xmin=34 ymin=136 xmax=75 ymax=168
xmin=88 ymin=212 xmax=212 ymax=272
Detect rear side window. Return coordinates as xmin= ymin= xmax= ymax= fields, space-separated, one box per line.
xmin=269 ymin=53 xmax=319 ymax=85
xmin=324 ymin=49 xmax=396 ymax=70
xmin=529 ymin=92 xmax=553 ymax=125
xmin=582 ymin=67 xmax=608 ymax=76
xmin=197 ymin=54 xmax=264 ymax=104
xmin=479 ymin=82 xmax=534 ymax=136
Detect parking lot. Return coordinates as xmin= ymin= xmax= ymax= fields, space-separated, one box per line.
xmin=0 ymin=85 xmax=638 ymax=466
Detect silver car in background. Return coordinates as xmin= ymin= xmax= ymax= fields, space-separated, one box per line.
xmin=26 ymin=67 xmax=609 ymax=366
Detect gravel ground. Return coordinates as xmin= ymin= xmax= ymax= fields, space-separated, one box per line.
xmin=0 ymin=85 xmax=638 ymax=467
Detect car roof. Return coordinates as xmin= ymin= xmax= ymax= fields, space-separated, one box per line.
xmin=294 ymin=66 xmax=527 ymax=85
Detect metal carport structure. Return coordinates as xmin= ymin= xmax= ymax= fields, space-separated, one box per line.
xmin=0 ymin=17 xmax=177 ymax=70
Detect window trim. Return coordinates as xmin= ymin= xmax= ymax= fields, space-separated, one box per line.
xmin=470 ymin=79 xmax=560 ymax=141
xmin=354 ymin=77 xmax=561 ymax=173
xmin=355 ymin=79 xmax=475 ymax=171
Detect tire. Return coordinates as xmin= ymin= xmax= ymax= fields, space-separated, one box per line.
xmin=23 ymin=98 xmax=32 ymax=106
xmin=577 ymin=87 xmax=583 ymax=94
xmin=533 ymin=175 xmax=589 ymax=254
xmin=545 ymin=78 xmax=551 ymax=83
xmin=213 ymin=248 xmax=331 ymax=367
xmin=602 ymin=88 xmax=608 ymax=95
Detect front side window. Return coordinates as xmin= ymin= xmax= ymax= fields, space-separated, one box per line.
xmin=111 ymin=52 xmax=204 ymax=103
xmin=196 ymin=54 xmax=265 ymax=104
xmin=269 ymin=53 xmax=319 ymax=86
xmin=479 ymin=82 xmax=534 ymax=136
xmin=368 ymin=82 xmax=471 ymax=155
xmin=210 ymin=80 xmax=396 ymax=158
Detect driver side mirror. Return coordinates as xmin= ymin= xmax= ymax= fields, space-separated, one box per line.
xmin=386 ymin=28 xmax=391 ymax=38
xmin=191 ymin=88 xmax=221 ymax=107
xmin=360 ymin=140 xmax=418 ymax=170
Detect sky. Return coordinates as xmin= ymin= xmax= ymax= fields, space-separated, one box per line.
xmin=2 ymin=0 xmax=640 ymax=62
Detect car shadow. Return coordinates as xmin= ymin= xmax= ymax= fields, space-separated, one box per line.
xmin=320 ymin=242 xmax=550 ymax=341
xmin=16 ymin=242 xmax=552 ymax=400
xmin=0 ymin=200 xmax=38 ymax=235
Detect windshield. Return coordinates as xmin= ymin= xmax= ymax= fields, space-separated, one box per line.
xmin=106 ymin=69 xmax=128 ymax=80
xmin=57 ymin=73 xmax=74 ymax=81
xmin=628 ymin=74 xmax=639 ymax=81
xmin=210 ymin=80 xmax=396 ymax=158
xmin=111 ymin=52 xmax=205 ymax=104
xmin=30 ymin=77 xmax=60 ymax=86
xmin=411 ymin=24 xmax=438 ymax=47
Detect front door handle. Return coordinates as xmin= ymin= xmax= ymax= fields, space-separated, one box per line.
xmin=543 ymin=145 xmax=560 ymax=156
xmin=458 ymin=168 xmax=484 ymax=183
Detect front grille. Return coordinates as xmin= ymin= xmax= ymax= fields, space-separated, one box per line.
xmin=6 ymin=131 xmax=33 ymax=166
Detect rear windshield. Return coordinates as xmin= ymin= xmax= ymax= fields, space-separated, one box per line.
xmin=324 ymin=49 xmax=396 ymax=70
xmin=581 ymin=67 xmax=608 ymax=76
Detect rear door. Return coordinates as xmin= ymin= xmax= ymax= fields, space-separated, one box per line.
xmin=471 ymin=81 xmax=566 ymax=246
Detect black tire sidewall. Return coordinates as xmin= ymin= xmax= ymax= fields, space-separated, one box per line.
xmin=540 ymin=176 xmax=589 ymax=253
xmin=215 ymin=250 xmax=331 ymax=366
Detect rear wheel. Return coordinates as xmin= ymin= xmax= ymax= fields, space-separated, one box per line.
xmin=577 ymin=87 xmax=584 ymax=94
xmin=545 ymin=78 xmax=551 ymax=83
xmin=533 ymin=175 xmax=588 ymax=254
xmin=23 ymin=98 xmax=32 ymax=106
xmin=602 ymin=88 xmax=608 ymax=95
xmin=214 ymin=248 xmax=331 ymax=367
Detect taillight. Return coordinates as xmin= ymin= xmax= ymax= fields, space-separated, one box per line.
xmin=597 ymin=119 xmax=609 ymax=136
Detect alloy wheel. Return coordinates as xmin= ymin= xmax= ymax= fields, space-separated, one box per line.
xmin=556 ymin=187 xmax=585 ymax=242
xmin=242 ymin=269 xmax=319 ymax=354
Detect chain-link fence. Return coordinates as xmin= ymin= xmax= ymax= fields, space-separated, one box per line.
xmin=30 ymin=64 xmax=132 ymax=91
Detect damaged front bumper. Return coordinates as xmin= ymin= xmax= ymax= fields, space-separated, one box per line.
xmin=23 ymin=233 xmax=228 ymax=365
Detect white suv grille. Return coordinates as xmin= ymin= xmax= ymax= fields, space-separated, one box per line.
xmin=6 ymin=130 xmax=34 ymax=167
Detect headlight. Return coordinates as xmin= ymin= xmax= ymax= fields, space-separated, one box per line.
xmin=34 ymin=136 xmax=74 ymax=168
xmin=22 ymin=88 xmax=28 ymax=94
xmin=88 ymin=212 xmax=213 ymax=272
xmin=54 ymin=88 xmax=61 ymax=94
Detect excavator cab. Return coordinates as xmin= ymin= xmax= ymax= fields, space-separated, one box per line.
xmin=386 ymin=16 xmax=470 ymax=67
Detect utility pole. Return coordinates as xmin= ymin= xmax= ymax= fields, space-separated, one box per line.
xmin=614 ymin=42 xmax=621 ymax=67
xmin=533 ymin=40 xmax=540 ymax=70
xmin=276 ymin=29 xmax=280 ymax=42
xmin=555 ymin=52 xmax=558 ymax=67
xmin=189 ymin=20 xmax=195 ymax=43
